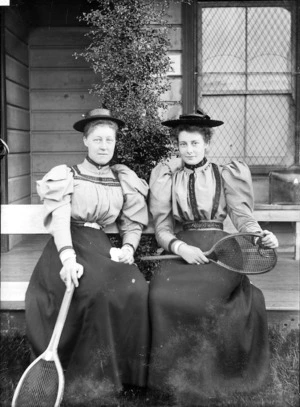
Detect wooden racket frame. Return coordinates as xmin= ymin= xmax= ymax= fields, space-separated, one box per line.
xmin=140 ymin=232 xmax=277 ymax=274
xmin=12 ymin=282 xmax=75 ymax=407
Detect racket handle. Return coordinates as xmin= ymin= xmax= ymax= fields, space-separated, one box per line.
xmin=140 ymin=254 xmax=180 ymax=261
xmin=140 ymin=250 xmax=211 ymax=261
xmin=48 ymin=282 xmax=75 ymax=351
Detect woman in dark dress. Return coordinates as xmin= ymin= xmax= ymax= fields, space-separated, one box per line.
xmin=148 ymin=111 xmax=278 ymax=403
xmin=25 ymin=108 xmax=150 ymax=404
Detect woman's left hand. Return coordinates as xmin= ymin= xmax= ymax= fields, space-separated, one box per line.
xmin=60 ymin=258 xmax=84 ymax=291
xmin=118 ymin=245 xmax=135 ymax=265
xmin=260 ymin=230 xmax=279 ymax=248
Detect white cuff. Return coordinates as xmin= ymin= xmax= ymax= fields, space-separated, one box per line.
xmin=60 ymin=249 xmax=76 ymax=264
xmin=122 ymin=244 xmax=134 ymax=256
xmin=171 ymin=240 xmax=185 ymax=255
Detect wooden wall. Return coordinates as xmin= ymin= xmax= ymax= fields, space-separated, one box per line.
xmin=2 ymin=2 xmax=280 ymax=207
xmin=29 ymin=27 xmax=98 ymax=203
xmin=5 ymin=9 xmax=30 ymax=204
xmin=29 ymin=2 xmax=183 ymax=203
xmin=6 ymin=0 xmax=268 ymax=208
xmin=1 ymin=1 xmax=295 ymax=253
xmin=4 ymin=8 xmax=31 ymax=249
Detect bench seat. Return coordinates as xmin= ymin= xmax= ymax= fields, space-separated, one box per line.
xmin=1 ymin=204 xmax=299 ymax=315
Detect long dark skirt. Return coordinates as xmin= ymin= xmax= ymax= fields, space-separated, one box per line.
xmin=148 ymin=229 xmax=270 ymax=401
xmin=25 ymin=225 xmax=149 ymax=402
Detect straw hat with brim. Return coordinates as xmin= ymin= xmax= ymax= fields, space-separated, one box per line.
xmin=162 ymin=111 xmax=224 ymax=128
xmin=73 ymin=108 xmax=125 ymax=132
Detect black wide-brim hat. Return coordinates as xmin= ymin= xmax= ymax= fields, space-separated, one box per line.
xmin=162 ymin=110 xmax=224 ymax=128
xmin=73 ymin=108 xmax=125 ymax=132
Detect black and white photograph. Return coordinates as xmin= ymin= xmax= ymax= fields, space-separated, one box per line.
xmin=0 ymin=1 xmax=299 ymax=406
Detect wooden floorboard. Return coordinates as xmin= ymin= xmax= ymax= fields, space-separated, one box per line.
xmin=1 ymin=235 xmax=49 ymax=281
xmin=250 ymin=253 xmax=299 ymax=310
xmin=1 ymin=236 xmax=299 ymax=311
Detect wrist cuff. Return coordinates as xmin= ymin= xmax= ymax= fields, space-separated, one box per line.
xmin=59 ymin=248 xmax=76 ymax=264
xmin=168 ymin=238 xmax=178 ymax=252
xmin=122 ymin=243 xmax=135 ymax=253
xmin=173 ymin=241 xmax=186 ymax=255
xmin=122 ymin=244 xmax=134 ymax=256
xmin=169 ymin=239 xmax=185 ymax=254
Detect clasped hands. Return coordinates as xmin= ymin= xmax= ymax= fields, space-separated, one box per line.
xmin=60 ymin=244 xmax=134 ymax=290
xmin=110 ymin=244 xmax=135 ymax=265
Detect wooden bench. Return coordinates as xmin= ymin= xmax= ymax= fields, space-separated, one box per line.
xmin=2 ymin=203 xmax=299 ymax=256
xmin=253 ymin=204 xmax=300 ymax=261
xmin=1 ymin=204 xmax=300 ymax=318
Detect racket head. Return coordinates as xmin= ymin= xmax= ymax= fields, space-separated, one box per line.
xmin=12 ymin=351 xmax=64 ymax=407
xmin=208 ymin=233 xmax=277 ymax=274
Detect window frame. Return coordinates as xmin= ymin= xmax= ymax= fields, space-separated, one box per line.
xmin=182 ymin=0 xmax=300 ymax=173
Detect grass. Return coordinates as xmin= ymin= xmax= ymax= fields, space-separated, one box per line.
xmin=0 ymin=327 xmax=299 ymax=407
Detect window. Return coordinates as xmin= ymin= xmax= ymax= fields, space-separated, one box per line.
xmin=195 ymin=1 xmax=297 ymax=168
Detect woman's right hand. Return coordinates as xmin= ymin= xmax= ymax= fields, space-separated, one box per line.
xmin=60 ymin=258 xmax=84 ymax=291
xmin=177 ymin=244 xmax=209 ymax=265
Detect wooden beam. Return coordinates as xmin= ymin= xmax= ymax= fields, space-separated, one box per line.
xmin=0 ymin=204 xmax=155 ymax=234
xmin=182 ymin=0 xmax=197 ymax=113
xmin=2 ymin=203 xmax=300 ymax=232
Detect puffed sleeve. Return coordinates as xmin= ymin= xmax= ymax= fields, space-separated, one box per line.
xmin=37 ymin=165 xmax=75 ymax=262
xmin=221 ymin=160 xmax=262 ymax=233
xmin=149 ymin=158 xmax=182 ymax=252
xmin=112 ymin=164 xmax=149 ymax=250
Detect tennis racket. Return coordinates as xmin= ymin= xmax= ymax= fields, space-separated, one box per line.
xmin=12 ymin=282 xmax=75 ymax=407
xmin=140 ymin=233 xmax=277 ymax=274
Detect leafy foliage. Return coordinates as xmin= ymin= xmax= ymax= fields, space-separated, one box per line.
xmin=76 ymin=0 xmax=182 ymax=180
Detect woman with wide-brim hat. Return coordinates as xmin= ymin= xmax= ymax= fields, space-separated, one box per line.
xmin=148 ymin=110 xmax=278 ymax=402
xmin=25 ymin=108 xmax=150 ymax=404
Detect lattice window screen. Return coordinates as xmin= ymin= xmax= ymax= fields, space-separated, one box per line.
xmin=197 ymin=3 xmax=296 ymax=167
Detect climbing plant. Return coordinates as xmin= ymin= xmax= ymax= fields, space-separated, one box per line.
xmin=76 ymin=0 xmax=185 ymax=180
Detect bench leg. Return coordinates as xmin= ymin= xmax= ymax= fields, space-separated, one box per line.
xmin=295 ymin=222 xmax=300 ymax=261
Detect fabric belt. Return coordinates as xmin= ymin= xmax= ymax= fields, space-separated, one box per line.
xmin=71 ymin=219 xmax=102 ymax=230
xmin=182 ymin=221 xmax=223 ymax=231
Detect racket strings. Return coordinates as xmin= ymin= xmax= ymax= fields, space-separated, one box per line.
xmin=213 ymin=236 xmax=277 ymax=273
xmin=14 ymin=359 xmax=59 ymax=407
xmin=213 ymin=238 xmax=244 ymax=270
